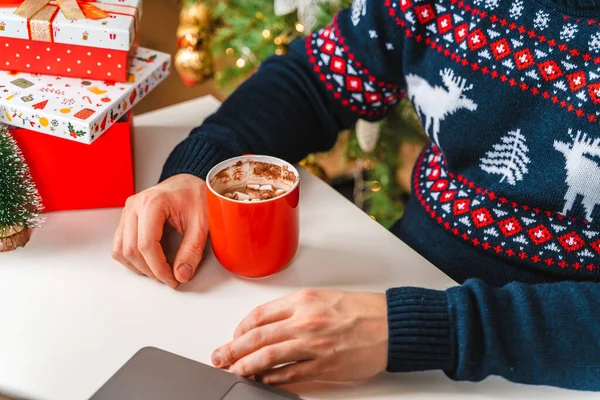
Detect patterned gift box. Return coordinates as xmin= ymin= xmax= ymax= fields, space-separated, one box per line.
xmin=0 ymin=0 xmax=142 ymax=82
xmin=0 ymin=47 xmax=170 ymax=144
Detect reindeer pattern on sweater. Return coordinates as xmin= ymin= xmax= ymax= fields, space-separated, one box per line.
xmin=554 ymin=131 xmax=600 ymax=222
xmin=406 ymin=69 xmax=478 ymax=146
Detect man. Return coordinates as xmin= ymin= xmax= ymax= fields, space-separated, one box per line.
xmin=113 ymin=0 xmax=600 ymax=390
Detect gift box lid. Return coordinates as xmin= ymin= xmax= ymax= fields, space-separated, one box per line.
xmin=0 ymin=47 xmax=170 ymax=144
xmin=0 ymin=0 xmax=142 ymax=51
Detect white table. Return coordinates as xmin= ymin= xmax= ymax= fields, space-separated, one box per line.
xmin=0 ymin=97 xmax=592 ymax=400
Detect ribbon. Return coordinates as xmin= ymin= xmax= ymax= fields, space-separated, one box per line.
xmin=0 ymin=0 xmax=138 ymax=42
xmin=0 ymin=0 xmax=108 ymax=20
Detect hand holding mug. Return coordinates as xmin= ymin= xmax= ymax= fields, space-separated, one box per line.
xmin=112 ymin=173 xmax=209 ymax=288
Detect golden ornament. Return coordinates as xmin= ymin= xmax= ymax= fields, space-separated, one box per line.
xmin=0 ymin=226 xmax=31 ymax=252
xmin=176 ymin=2 xmax=214 ymax=86
xmin=175 ymin=47 xmax=214 ymax=86
xmin=179 ymin=2 xmax=211 ymax=28
xmin=300 ymin=159 xmax=329 ymax=183
xmin=176 ymin=24 xmax=205 ymax=48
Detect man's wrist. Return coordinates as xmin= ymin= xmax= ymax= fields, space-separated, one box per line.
xmin=160 ymin=138 xmax=233 ymax=183
xmin=386 ymin=287 xmax=454 ymax=373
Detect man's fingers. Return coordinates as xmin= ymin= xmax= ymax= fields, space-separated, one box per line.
xmin=228 ymin=340 xmax=311 ymax=379
xmin=138 ymin=206 xmax=177 ymax=288
xmin=173 ymin=222 xmax=207 ymax=283
xmin=234 ymin=300 xmax=294 ymax=340
xmin=112 ymin=211 xmax=133 ymax=270
xmin=122 ymin=213 xmax=155 ymax=279
xmin=258 ymin=360 xmax=319 ymax=386
xmin=112 ymin=209 xmax=144 ymax=275
xmin=212 ymin=321 xmax=291 ymax=368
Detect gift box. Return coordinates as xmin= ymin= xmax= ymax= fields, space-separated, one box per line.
xmin=0 ymin=0 xmax=142 ymax=82
xmin=10 ymin=112 xmax=134 ymax=212
xmin=0 ymin=47 xmax=170 ymax=144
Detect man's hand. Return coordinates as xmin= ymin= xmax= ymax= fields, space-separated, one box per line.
xmin=212 ymin=289 xmax=388 ymax=385
xmin=112 ymin=174 xmax=209 ymax=288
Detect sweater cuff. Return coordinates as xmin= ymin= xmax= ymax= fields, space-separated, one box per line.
xmin=160 ymin=138 xmax=233 ymax=182
xmin=386 ymin=287 xmax=454 ymax=373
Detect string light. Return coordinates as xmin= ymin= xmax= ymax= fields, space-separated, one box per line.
xmin=262 ymin=29 xmax=271 ymax=39
xmin=295 ymin=22 xmax=305 ymax=33
xmin=274 ymin=36 xmax=283 ymax=45
xmin=275 ymin=48 xmax=284 ymax=55
xmin=225 ymin=48 xmax=234 ymax=56
xmin=236 ymin=58 xmax=246 ymax=68
xmin=256 ymin=12 xmax=264 ymax=19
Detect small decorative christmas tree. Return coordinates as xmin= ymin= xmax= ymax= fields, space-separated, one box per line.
xmin=0 ymin=123 xmax=43 ymax=252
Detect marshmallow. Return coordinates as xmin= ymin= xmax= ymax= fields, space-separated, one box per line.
xmin=259 ymin=184 xmax=273 ymax=191
xmin=232 ymin=192 xmax=250 ymax=201
xmin=246 ymin=184 xmax=260 ymax=190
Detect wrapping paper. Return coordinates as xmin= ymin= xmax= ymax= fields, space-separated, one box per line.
xmin=0 ymin=47 xmax=170 ymax=144
xmin=0 ymin=0 xmax=141 ymax=50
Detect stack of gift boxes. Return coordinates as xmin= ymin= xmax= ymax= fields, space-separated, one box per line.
xmin=0 ymin=0 xmax=171 ymax=212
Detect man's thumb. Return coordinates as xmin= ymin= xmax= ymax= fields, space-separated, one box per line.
xmin=174 ymin=226 xmax=207 ymax=283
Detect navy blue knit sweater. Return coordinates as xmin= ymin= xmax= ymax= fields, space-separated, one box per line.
xmin=161 ymin=0 xmax=600 ymax=390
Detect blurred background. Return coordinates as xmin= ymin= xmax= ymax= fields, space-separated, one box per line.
xmin=136 ymin=0 xmax=427 ymax=227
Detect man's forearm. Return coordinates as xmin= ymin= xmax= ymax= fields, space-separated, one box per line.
xmin=160 ymin=45 xmax=354 ymax=182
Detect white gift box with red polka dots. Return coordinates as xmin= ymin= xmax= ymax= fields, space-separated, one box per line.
xmin=0 ymin=47 xmax=170 ymax=144
xmin=0 ymin=0 xmax=141 ymax=82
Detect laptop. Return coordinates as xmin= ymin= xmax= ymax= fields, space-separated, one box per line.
xmin=89 ymin=347 xmax=301 ymax=400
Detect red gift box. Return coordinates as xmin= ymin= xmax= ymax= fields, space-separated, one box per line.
xmin=10 ymin=112 xmax=134 ymax=212
xmin=1 ymin=36 xmax=137 ymax=82
xmin=0 ymin=0 xmax=141 ymax=82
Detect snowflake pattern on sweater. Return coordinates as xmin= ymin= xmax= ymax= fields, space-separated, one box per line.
xmin=386 ymin=0 xmax=600 ymax=119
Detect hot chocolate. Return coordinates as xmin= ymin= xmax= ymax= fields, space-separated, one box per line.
xmin=222 ymin=184 xmax=288 ymax=201
xmin=209 ymin=159 xmax=298 ymax=203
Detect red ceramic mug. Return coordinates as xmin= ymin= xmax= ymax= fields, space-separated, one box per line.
xmin=206 ymin=155 xmax=300 ymax=278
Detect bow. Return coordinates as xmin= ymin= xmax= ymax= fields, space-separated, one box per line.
xmin=0 ymin=0 xmax=109 ymax=20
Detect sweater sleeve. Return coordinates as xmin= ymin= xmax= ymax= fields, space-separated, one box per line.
xmin=160 ymin=0 xmax=407 ymax=181
xmin=386 ymin=279 xmax=600 ymax=390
